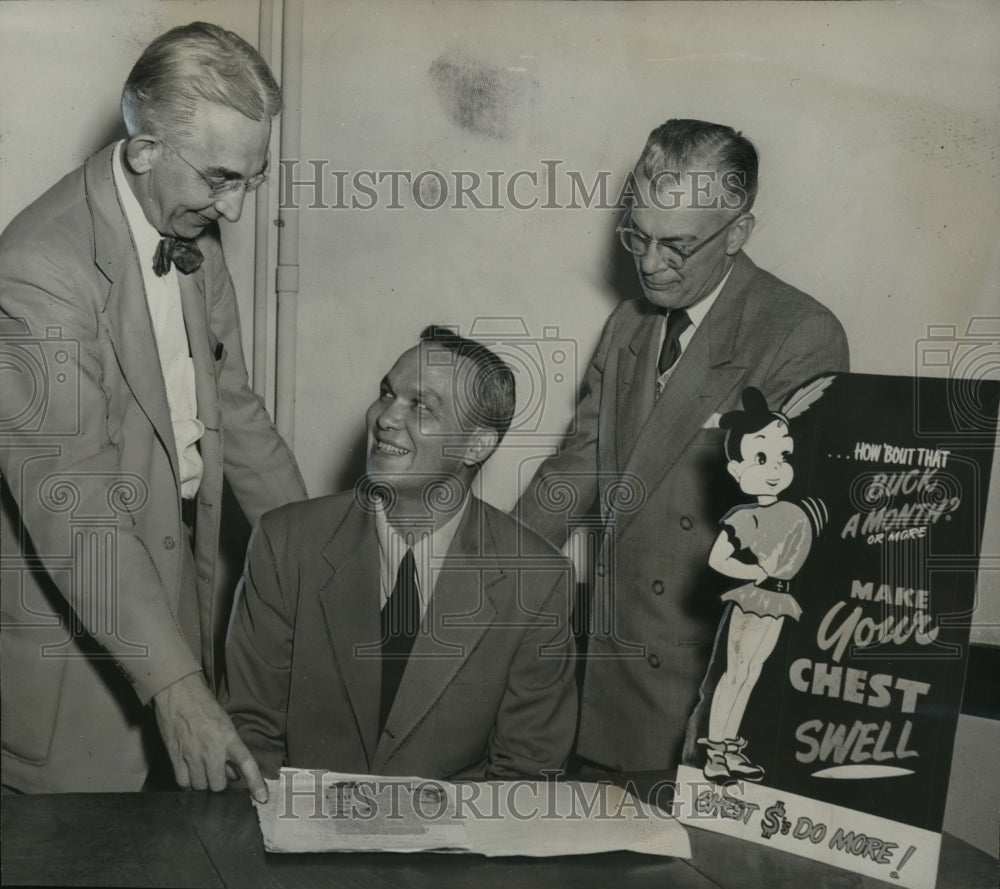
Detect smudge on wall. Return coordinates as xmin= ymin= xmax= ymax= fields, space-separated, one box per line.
xmin=429 ymin=48 xmax=538 ymax=141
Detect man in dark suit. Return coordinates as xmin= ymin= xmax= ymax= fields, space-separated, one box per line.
xmin=225 ymin=327 xmax=577 ymax=780
xmin=515 ymin=119 xmax=849 ymax=772
xmin=0 ymin=23 xmax=306 ymax=798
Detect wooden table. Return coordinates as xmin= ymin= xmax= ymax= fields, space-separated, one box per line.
xmin=2 ymin=789 xmax=995 ymax=889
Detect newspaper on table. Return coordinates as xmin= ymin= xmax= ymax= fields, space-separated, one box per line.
xmin=255 ymin=767 xmax=691 ymax=857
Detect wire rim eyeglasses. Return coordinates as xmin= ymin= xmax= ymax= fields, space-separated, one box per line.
xmin=162 ymin=141 xmax=269 ymax=196
xmin=617 ymin=213 xmax=742 ymax=268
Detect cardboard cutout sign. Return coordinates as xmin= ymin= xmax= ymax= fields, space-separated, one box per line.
xmin=675 ymin=373 xmax=999 ymax=889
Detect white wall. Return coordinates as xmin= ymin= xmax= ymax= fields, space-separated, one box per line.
xmin=284 ymin=0 xmax=1000 ymax=646
xmin=0 ymin=0 xmax=263 ymax=349
xmin=2 ymin=0 xmax=997 ymax=857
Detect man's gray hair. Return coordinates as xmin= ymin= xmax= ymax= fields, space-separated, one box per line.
xmin=121 ymin=21 xmax=281 ymax=137
xmin=637 ymin=119 xmax=759 ymax=211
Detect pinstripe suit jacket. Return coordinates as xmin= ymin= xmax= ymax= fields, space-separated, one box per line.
xmin=515 ymin=252 xmax=849 ymax=770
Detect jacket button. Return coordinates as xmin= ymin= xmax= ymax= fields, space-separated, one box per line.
xmin=596 ymin=563 xmax=606 ymax=577
xmin=651 ymin=580 xmax=664 ymax=595
xmin=163 ymin=536 xmax=176 ymax=550
xmin=648 ymin=654 xmax=661 ymax=669
xmin=679 ymin=516 xmax=693 ymax=530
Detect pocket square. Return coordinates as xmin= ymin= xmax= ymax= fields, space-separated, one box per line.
xmin=702 ymin=412 xmax=722 ymax=429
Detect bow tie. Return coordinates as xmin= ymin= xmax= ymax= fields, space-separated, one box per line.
xmin=153 ymin=237 xmax=204 ymax=277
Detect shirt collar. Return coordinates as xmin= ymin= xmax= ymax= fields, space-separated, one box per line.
xmin=678 ymin=264 xmax=734 ymax=329
xmin=373 ymin=492 xmax=471 ymax=605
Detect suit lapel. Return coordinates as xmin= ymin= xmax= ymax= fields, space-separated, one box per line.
xmin=87 ymin=146 xmax=179 ymax=486
xmin=615 ymin=258 xmax=755 ymax=536
xmin=178 ymin=271 xmax=218 ymax=431
xmin=317 ymin=504 xmax=383 ymax=767
xmin=615 ymin=311 xmax=660 ymax=472
xmin=372 ymin=499 xmax=501 ymax=772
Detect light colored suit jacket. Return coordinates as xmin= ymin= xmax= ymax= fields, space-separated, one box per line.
xmin=224 ymin=492 xmax=577 ymax=780
xmin=516 ymin=252 xmax=849 ymax=770
xmin=0 ymin=143 xmax=307 ymax=792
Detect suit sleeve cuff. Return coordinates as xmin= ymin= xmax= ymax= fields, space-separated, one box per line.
xmin=126 ymin=649 xmax=203 ymax=706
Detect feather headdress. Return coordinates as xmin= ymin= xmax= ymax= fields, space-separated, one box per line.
xmin=777 ymin=374 xmax=836 ymax=422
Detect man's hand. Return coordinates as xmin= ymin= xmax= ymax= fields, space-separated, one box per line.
xmin=152 ymin=673 xmax=268 ymax=803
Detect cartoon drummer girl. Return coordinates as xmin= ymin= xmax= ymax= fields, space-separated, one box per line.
xmin=698 ymin=381 xmax=830 ymax=783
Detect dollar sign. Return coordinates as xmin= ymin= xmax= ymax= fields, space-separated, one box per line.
xmin=760 ymin=801 xmax=787 ymax=840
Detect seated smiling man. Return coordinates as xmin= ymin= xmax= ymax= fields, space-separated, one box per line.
xmin=224 ymin=326 xmax=577 ymax=780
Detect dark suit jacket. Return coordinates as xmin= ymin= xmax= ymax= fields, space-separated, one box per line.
xmin=224 ymin=492 xmax=577 ymax=780
xmin=516 ymin=252 xmax=849 ymax=770
xmin=0 ymin=143 xmax=307 ymax=792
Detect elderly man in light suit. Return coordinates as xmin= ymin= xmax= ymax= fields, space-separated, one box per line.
xmin=0 ymin=23 xmax=306 ymax=799
xmin=516 ymin=119 xmax=849 ymax=773
xmin=225 ymin=327 xmax=577 ymax=779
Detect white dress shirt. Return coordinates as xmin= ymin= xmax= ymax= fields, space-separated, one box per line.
xmin=374 ymin=495 xmax=471 ymax=619
xmin=113 ymin=141 xmax=205 ymax=499
xmin=655 ymin=265 xmax=734 ymax=395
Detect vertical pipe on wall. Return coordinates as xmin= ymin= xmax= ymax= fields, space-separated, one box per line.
xmin=275 ymin=0 xmax=303 ymax=444
xmin=252 ymin=0 xmax=275 ymax=400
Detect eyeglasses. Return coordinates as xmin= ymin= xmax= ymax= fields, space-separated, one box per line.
xmin=617 ymin=213 xmax=741 ymax=269
xmin=162 ymin=141 xmax=268 ymax=196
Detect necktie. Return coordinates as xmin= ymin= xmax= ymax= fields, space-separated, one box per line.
xmin=658 ymin=309 xmax=692 ymax=375
xmin=153 ymin=237 xmax=204 ymax=277
xmin=379 ymin=548 xmax=419 ymax=737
